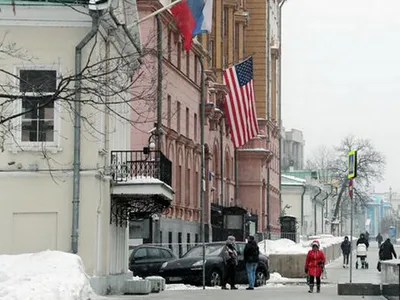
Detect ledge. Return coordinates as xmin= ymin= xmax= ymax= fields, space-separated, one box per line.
xmin=337 ymin=283 xmax=381 ymax=296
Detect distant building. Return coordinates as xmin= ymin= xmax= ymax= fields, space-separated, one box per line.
xmin=281 ymin=128 xmax=305 ymax=171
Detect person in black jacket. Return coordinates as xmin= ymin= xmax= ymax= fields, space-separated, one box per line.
xmin=243 ymin=235 xmax=260 ymax=290
xmin=376 ymin=233 xmax=383 ymax=247
xmin=379 ymin=238 xmax=397 ymax=261
xmin=357 ymin=233 xmax=369 ymax=248
xmin=341 ymin=236 xmax=351 ymax=268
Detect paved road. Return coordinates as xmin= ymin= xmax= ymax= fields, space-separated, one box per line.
xmin=100 ymin=285 xmax=384 ymax=300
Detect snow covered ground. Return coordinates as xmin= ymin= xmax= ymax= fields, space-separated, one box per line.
xmin=0 ymin=250 xmax=97 ymax=300
xmin=258 ymin=235 xmax=353 ymax=255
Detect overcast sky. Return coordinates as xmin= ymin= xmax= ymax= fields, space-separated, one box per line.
xmin=281 ymin=0 xmax=400 ymax=193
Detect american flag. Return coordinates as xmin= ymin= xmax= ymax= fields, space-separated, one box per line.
xmin=223 ymin=57 xmax=259 ymax=148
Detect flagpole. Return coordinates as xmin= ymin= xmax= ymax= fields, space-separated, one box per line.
xmin=137 ymin=0 xmax=184 ymax=24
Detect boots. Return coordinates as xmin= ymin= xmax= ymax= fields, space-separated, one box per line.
xmin=317 ymin=285 xmax=321 ymax=293
xmin=308 ymin=284 xmax=314 ymax=293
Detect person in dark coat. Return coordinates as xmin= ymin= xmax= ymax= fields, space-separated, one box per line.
xmin=365 ymin=231 xmax=370 ymax=242
xmin=376 ymin=233 xmax=383 ymax=247
xmin=221 ymin=236 xmax=238 ymax=290
xmin=243 ymin=235 xmax=260 ymax=290
xmin=379 ymin=238 xmax=397 ymax=261
xmin=341 ymin=236 xmax=351 ymax=268
xmin=357 ymin=233 xmax=369 ymax=248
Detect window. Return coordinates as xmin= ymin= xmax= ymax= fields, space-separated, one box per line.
xmin=147 ymin=248 xmax=162 ymax=259
xmin=185 ymin=107 xmax=189 ymax=137
xmin=194 ymin=113 xmax=198 ymax=141
xmin=177 ymin=41 xmax=182 ymax=69
xmin=195 ymin=234 xmax=199 ymax=246
xmin=177 ymin=101 xmax=181 ymax=133
xmin=186 ymin=51 xmax=190 ymax=77
xmin=19 ymin=70 xmax=57 ymax=144
xmin=178 ymin=232 xmax=183 ymax=257
xmin=167 ymin=95 xmax=172 ymax=127
xmin=161 ymin=249 xmax=173 ymax=259
xmin=234 ymin=23 xmax=240 ymax=62
xmin=168 ymin=231 xmax=173 ymax=250
xmin=134 ymin=248 xmax=147 ymax=260
xmin=194 ymin=55 xmax=198 ymax=84
xmin=167 ymin=30 xmax=172 ymax=61
xmin=187 ymin=233 xmax=191 ymax=251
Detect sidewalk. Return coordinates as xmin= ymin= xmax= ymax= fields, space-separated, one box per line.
xmin=326 ymin=241 xmax=381 ymax=284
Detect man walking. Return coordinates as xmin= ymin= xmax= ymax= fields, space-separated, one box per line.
xmin=379 ymin=238 xmax=397 ymax=261
xmin=221 ymin=236 xmax=238 ymax=290
xmin=341 ymin=236 xmax=351 ymax=268
xmin=376 ymin=233 xmax=383 ymax=247
xmin=244 ymin=235 xmax=260 ymax=290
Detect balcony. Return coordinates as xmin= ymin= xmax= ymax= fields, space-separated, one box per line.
xmin=110 ymin=150 xmax=173 ymax=223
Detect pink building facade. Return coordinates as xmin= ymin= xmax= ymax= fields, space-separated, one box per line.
xmin=130 ymin=1 xmax=281 ymax=251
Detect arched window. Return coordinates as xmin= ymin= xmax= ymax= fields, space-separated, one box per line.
xmin=185 ymin=151 xmax=192 ymax=207
xmin=176 ymin=147 xmax=184 ymax=205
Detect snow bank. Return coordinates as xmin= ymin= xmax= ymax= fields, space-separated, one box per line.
xmin=258 ymin=239 xmax=308 ymax=255
xmin=259 ymin=235 xmax=352 ymax=255
xmin=0 ymin=250 xmax=97 ymax=300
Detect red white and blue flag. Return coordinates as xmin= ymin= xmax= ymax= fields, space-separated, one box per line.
xmin=223 ymin=57 xmax=260 ymax=148
xmin=171 ymin=0 xmax=213 ymax=51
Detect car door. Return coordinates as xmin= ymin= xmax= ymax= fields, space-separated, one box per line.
xmin=235 ymin=243 xmax=247 ymax=283
xmin=147 ymin=247 xmax=165 ymax=275
xmin=131 ymin=247 xmax=149 ymax=277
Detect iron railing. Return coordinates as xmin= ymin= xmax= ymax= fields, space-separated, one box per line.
xmin=110 ymin=150 xmax=172 ymax=186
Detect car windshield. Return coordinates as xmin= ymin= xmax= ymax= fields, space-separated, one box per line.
xmin=183 ymin=245 xmax=224 ymax=258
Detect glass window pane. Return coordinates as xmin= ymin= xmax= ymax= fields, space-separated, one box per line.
xmin=147 ymin=248 xmax=161 ymax=259
xmin=161 ymin=249 xmax=172 ymax=259
xmin=134 ymin=248 xmax=147 ymax=260
xmin=39 ymin=121 xmax=54 ymax=142
xmin=20 ymin=70 xmax=57 ymax=93
xmin=22 ymin=120 xmax=38 ymax=142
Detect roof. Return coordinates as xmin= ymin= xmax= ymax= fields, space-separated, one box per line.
xmin=282 ymin=174 xmax=306 ymax=186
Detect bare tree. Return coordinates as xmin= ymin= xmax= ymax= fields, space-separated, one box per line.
xmin=0 ymin=18 xmax=164 ymax=158
xmin=307 ymin=135 xmax=386 ymax=234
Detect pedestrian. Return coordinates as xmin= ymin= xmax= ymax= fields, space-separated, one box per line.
xmin=357 ymin=233 xmax=369 ymax=249
xmin=365 ymin=231 xmax=370 ymax=242
xmin=376 ymin=233 xmax=383 ymax=247
xmin=341 ymin=236 xmax=351 ymax=268
xmin=379 ymin=238 xmax=397 ymax=261
xmin=244 ymin=235 xmax=260 ymax=290
xmin=305 ymin=240 xmax=325 ymax=293
xmin=221 ymin=235 xmax=238 ymax=290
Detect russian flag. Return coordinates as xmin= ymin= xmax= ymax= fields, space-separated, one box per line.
xmin=170 ymin=0 xmax=213 ymax=51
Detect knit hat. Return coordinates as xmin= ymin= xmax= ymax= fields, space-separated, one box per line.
xmin=311 ymin=240 xmax=320 ymax=248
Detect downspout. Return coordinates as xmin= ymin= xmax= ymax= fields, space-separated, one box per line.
xmin=301 ymin=184 xmax=306 ymax=236
xmin=198 ymin=55 xmax=206 ymax=290
xmin=321 ymin=191 xmax=329 ymax=234
xmin=313 ymin=187 xmax=322 ymax=235
xmin=278 ymin=0 xmax=287 ymax=220
xmin=220 ymin=119 xmax=224 ymax=206
xmin=266 ymin=0 xmax=271 ymax=239
xmin=72 ymin=14 xmax=101 ymax=254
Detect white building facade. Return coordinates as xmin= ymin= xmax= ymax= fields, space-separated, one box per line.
xmin=0 ymin=0 xmax=172 ymax=295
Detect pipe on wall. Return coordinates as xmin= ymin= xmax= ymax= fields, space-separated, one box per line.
xmin=72 ymin=14 xmax=101 ymax=254
xmin=301 ymin=184 xmax=306 ymax=236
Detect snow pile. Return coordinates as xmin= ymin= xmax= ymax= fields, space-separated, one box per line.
xmin=0 ymin=250 xmax=97 ymax=300
xmin=258 ymin=239 xmax=308 ymax=255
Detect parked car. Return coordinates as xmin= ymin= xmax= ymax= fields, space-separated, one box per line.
xmin=159 ymin=242 xmax=269 ymax=287
xmin=129 ymin=245 xmax=177 ymax=278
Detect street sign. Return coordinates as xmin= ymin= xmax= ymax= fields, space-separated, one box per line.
xmin=348 ymin=150 xmax=357 ymax=179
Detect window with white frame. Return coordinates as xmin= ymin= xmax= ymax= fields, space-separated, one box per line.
xmin=19 ymin=69 xmax=57 ymax=143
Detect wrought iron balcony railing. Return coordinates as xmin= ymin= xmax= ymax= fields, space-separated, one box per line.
xmin=110 ymin=150 xmax=172 ymax=187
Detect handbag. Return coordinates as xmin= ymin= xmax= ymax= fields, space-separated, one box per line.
xmin=377 ymin=261 xmax=381 ymax=272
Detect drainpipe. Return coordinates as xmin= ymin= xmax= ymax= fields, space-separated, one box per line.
xmin=266 ymin=0 xmax=271 ymax=239
xmin=220 ymin=119 xmax=224 ymax=206
xmin=278 ymin=0 xmax=287 ymax=228
xmin=198 ymin=55 xmax=206 ymax=290
xmin=301 ymin=184 xmax=306 ymax=236
xmin=72 ymin=13 xmax=101 ymax=254
xmin=313 ymin=187 xmax=322 ymax=235
xmin=321 ymin=191 xmax=329 ymax=234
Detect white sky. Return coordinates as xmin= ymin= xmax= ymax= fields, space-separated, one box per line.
xmin=281 ymin=0 xmax=400 ymax=193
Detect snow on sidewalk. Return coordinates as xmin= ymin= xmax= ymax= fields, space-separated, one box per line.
xmin=0 ymin=250 xmax=97 ymax=300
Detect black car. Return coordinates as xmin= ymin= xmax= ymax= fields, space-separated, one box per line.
xmin=129 ymin=245 xmax=177 ymax=277
xmin=159 ymin=242 xmax=269 ymax=287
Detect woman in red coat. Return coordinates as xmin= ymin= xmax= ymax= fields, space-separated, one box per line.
xmin=305 ymin=240 xmax=326 ymax=293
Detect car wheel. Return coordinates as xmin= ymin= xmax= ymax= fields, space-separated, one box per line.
xmin=255 ymin=268 xmax=267 ymax=287
xmin=208 ymin=269 xmax=222 ymax=287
